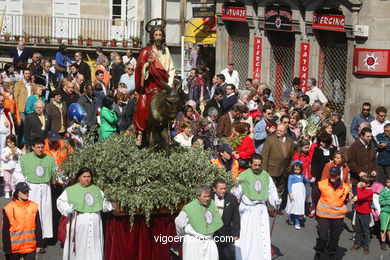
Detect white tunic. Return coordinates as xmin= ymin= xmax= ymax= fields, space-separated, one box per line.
xmin=57 ymin=189 xmax=113 ymax=260
xmin=28 ymin=182 xmax=53 ymax=238
xmin=175 ymin=211 xmax=219 ymax=260
xmin=232 ymin=176 xmax=281 ymax=260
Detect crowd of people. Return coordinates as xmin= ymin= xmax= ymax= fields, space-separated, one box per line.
xmin=1 ymin=33 xmax=390 ymax=260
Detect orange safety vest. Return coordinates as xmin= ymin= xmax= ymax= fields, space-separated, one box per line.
xmin=316 ymin=179 xmax=350 ymax=219
xmin=44 ymin=139 xmax=73 ymax=166
xmin=3 ymin=200 xmax=39 ymax=254
xmin=211 ymin=158 xmax=240 ymax=180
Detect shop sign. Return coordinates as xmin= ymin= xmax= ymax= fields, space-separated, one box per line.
xmin=264 ymin=6 xmax=293 ymax=32
xmin=193 ymin=7 xmax=215 ymax=18
xmin=299 ymin=43 xmax=310 ymax=92
xmin=221 ymin=6 xmax=247 ymax=22
xmin=353 ymin=48 xmax=390 ymax=75
xmin=252 ymin=37 xmax=262 ymax=80
xmin=312 ymin=13 xmax=345 ymax=32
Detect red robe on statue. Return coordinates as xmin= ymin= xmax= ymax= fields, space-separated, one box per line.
xmin=133 ymin=45 xmax=170 ymax=132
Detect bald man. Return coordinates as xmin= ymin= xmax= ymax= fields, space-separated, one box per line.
xmin=261 ymin=123 xmax=294 ymax=211
xmin=24 ymin=100 xmax=51 ymax=148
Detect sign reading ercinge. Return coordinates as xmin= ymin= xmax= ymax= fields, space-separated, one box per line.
xmin=312 ymin=13 xmax=345 ymax=32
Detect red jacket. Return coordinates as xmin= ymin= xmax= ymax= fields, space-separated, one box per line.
xmin=355 ymin=187 xmax=373 ymax=214
xmin=235 ymin=136 xmax=255 ymax=160
xmin=292 ymin=151 xmax=312 ymax=179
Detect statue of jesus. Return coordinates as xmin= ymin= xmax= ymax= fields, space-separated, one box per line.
xmin=133 ymin=19 xmax=175 ymax=146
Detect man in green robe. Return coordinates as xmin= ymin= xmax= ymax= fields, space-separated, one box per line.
xmin=175 ymin=185 xmax=223 ymax=260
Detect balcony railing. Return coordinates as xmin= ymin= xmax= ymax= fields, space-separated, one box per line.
xmin=0 ymin=14 xmax=140 ymax=43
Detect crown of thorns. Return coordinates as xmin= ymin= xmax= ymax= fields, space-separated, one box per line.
xmin=145 ymin=18 xmax=167 ymax=33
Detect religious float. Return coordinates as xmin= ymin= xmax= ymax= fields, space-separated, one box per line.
xmin=59 ymin=134 xmax=231 ymax=260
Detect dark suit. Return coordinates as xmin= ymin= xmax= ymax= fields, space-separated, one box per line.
xmin=9 ymin=47 xmax=32 ymax=67
xmin=113 ymin=104 xmax=131 ymax=132
xmin=222 ymin=94 xmax=238 ymax=115
xmin=203 ymin=98 xmax=222 ymax=118
xmin=211 ymin=192 xmax=240 ymax=260
xmin=77 ymin=60 xmax=91 ymax=81
xmin=61 ymin=90 xmax=80 ymax=109
xmin=24 ymin=112 xmax=51 ymax=147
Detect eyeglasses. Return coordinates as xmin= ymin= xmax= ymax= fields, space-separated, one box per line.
xmin=362 ymin=109 xmax=370 ymax=111
xmin=127 ymin=68 xmax=134 ymax=71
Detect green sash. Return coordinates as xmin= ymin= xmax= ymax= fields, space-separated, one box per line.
xmin=20 ymin=153 xmax=57 ymax=183
xmin=183 ymin=199 xmax=223 ymax=235
xmin=239 ymin=168 xmax=270 ymax=201
xmin=66 ymin=183 xmax=104 ymax=213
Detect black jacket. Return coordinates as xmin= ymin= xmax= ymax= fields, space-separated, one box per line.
xmin=77 ymin=95 xmax=97 ymax=128
xmin=222 ymin=94 xmax=238 ymax=115
xmin=110 ymin=63 xmax=125 ymax=89
xmin=9 ymin=47 xmax=32 ymax=67
xmin=203 ymin=98 xmax=223 ymax=118
xmin=333 ymin=120 xmax=346 ymax=147
xmin=24 ymin=113 xmax=51 ymax=147
xmin=211 ymin=192 xmax=240 ymax=242
xmin=34 ymin=71 xmax=58 ymax=91
xmin=61 ymin=90 xmax=80 ymax=109
xmin=113 ymin=104 xmax=132 ymax=132
xmin=78 ymin=60 xmax=91 ymax=81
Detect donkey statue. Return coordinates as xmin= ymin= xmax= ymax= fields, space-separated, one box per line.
xmin=142 ymin=79 xmax=181 ymax=153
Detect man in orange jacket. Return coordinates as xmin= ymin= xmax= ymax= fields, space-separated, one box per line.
xmin=44 ymin=130 xmax=73 ymax=167
xmin=2 ymin=182 xmax=43 ymax=259
xmin=211 ymin=144 xmax=239 ymax=181
xmin=312 ymin=166 xmax=351 ymax=260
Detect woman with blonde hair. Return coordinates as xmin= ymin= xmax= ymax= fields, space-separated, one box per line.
xmin=25 ymin=85 xmax=45 ymax=114
xmin=318 ymin=120 xmax=339 ymax=149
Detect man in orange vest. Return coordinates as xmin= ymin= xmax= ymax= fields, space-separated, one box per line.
xmin=312 ymin=166 xmax=351 ymax=260
xmin=2 ymin=182 xmax=43 ymax=259
xmin=43 ymin=130 xmax=73 ymax=167
xmin=211 ymin=144 xmax=239 ymax=180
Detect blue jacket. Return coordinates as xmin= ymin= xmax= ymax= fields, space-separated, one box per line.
xmin=350 ymin=113 xmax=375 ymax=139
xmin=222 ymin=94 xmax=238 ymax=114
xmin=376 ymin=133 xmax=390 ymax=166
xmin=253 ymin=118 xmax=267 ymax=154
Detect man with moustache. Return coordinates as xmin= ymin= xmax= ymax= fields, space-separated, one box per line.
xmin=211 ymin=178 xmax=240 ymax=260
xmin=133 ymin=19 xmax=175 ymax=146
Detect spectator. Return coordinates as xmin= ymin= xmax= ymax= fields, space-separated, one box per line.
xmin=0 ymin=95 xmax=15 ymax=153
xmin=216 ymin=104 xmax=241 ymax=138
xmin=299 ymin=94 xmax=313 ymax=119
xmin=77 ymin=83 xmax=97 ymax=129
xmin=96 ymin=57 xmax=111 ymax=91
xmin=25 ymin=85 xmax=45 ymax=115
xmin=371 ymin=106 xmax=389 ymax=139
xmin=1 ymin=63 xmax=20 ymax=83
xmin=221 ymin=84 xmax=238 ymax=114
xmin=99 ymin=96 xmax=117 ymax=139
xmin=289 ymin=110 xmax=302 ymax=140
xmin=9 ymin=40 xmax=32 ymax=67
xmin=221 ymin=62 xmax=239 ymax=88
xmin=67 ymin=63 xmax=79 ymax=83
xmin=122 ymin=49 xmax=137 ymax=67
xmin=74 ymin=51 xmax=91 ymax=81
xmin=174 ymin=121 xmax=193 ymax=148
xmin=46 ymin=90 xmax=68 ymax=136
xmin=119 ymin=64 xmax=136 ymax=93
xmin=34 ymin=60 xmax=57 ymax=101
xmin=288 ymin=90 xmax=300 ymax=110
xmin=43 ymin=130 xmax=73 ymax=166
xmin=55 ymin=44 xmax=72 ymax=81
xmin=199 ymin=107 xmax=218 ymax=146
xmin=214 ymin=74 xmax=227 ymax=96
xmin=306 ymin=78 xmax=328 ymax=106
xmin=189 ymin=43 xmax=206 ymax=69
xmin=261 ymin=123 xmax=295 ymax=210
xmin=331 ymin=112 xmax=347 ymax=147
xmin=347 ymin=127 xmax=377 ymax=193
xmin=2 ymin=82 xmax=21 ymax=126
xmin=317 ymin=120 xmax=340 ymax=149
xmin=311 ymin=133 xmax=337 ymax=182
xmin=240 ymin=106 xmax=254 ymax=132
xmin=321 ymin=150 xmax=349 ymax=184
xmin=231 ymin=122 xmax=255 ymax=172
xmin=24 ymin=100 xmax=50 ymax=149
xmin=61 ymin=81 xmax=80 ymax=109
xmin=113 ymin=92 xmax=131 ymax=132
xmin=187 ymin=68 xmax=205 ymax=108
xmin=211 ymin=144 xmax=239 ymax=180
xmin=74 ymin=74 xmax=85 ymax=95
xmin=376 ymin=123 xmax=390 ymax=185
xmin=282 ymin=77 xmax=303 ymax=102
xmin=254 ymin=105 xmax=275 ymax=154
xmin=96 ymin=47 xmax=107 ymax=66
xmin=203 ymin=88 xmax=223 ymax=118
xmin=27 ymin=52 xmax=43 ymax=77
xmin=110 ymin=54 xmax=125 ymax=89
xmin=350 ymin=102 xmax=375 ymax=140
xmin=305 ymin=101 xmax=322 ymax=139
xmin=174 ymin=104 xmax=198 ymax=136
xmin=280 ymin=115 xmax=297 ymax=144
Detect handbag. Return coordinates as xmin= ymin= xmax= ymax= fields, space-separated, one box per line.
xmin=55 ymin=63 xmax=66 ymax=73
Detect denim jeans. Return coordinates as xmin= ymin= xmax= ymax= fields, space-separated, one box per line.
xmin=354 ymin=212 xmax=371 ymax=248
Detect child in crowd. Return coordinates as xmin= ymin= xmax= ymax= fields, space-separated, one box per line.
xmin=379 ymin=176 xmax=390 ymax=250
xmin=1 ymin=134 xmax=23 ymax=198
xmin=247 ymin=91 xmax=260 ymax=121
xmin=286 ymin=161 xmax=314 ymax=230
xmin=350 ymin=175 xmax=374 ymax=255
xmin=292 ymin=139 xmax=312 ymax=215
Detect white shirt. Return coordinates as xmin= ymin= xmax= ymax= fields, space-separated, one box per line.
xmin=306 ymin=87 xmax=327 ymax=105
xmin=122 ymin=55 xmax=137 ymax=67
xmin=371 ymin=119 xmax=390 ymax=139
xmin=214 ymin=194 xmax=224 ymax=216
xmin=119 ymin=73 xmax=135 ymax=92
xmin=24 ymin=79 xmax=32 ymax=97
xmin=221 ymin=68 xmax=240 ymax=88
xmin=17 ymin=48 xmax=23 ymax=57
xmin=174 ymin=133 xmax=193 ymax=147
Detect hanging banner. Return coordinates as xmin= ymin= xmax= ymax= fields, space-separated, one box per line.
xmin=312 ymin=13 xmax=345 ymax=32
xmin=264 ymin=6 xmax=293 ymax=32
xmin=353 ymin=48 xmax=390 ymax=75
xmin=252 ymin=37 xmax=262 ymax=80
xmin=221 ymin=6 xmax=247 ymax=22
xmin=299 ymin=43 xmax=310 ymax=92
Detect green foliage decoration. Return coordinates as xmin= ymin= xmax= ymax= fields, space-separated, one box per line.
xmin=58 ymin=134 xmax=233 ymax=224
